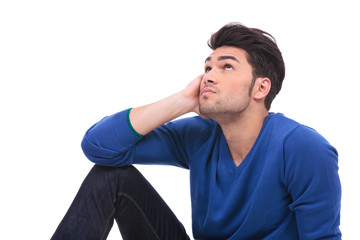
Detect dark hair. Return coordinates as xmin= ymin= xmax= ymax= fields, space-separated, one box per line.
xmin=208 ymin=23 xmax=285 ymax=110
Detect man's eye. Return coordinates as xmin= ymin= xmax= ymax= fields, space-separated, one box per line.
xmin=205 ymin=67 xmax=212 ymax=73
xmin=224 ymin=64 xmax=233 ymax=71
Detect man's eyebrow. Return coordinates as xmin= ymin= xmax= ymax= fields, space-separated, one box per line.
xmin=204 ymin=56 xmax=239 ymax=63
xmin=218 ymin=56 xmax=239 ymax=62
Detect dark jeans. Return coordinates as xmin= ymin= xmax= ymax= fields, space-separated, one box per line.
xmin=51 ymin=165 xmax=190 ymax=240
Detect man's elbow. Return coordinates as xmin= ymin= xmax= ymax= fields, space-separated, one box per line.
xmin=81 ymin=137 xmax=130 ymax=167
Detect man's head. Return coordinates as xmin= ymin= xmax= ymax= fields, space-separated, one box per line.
xmin=207 ymin=23 xmax=285 ymax=110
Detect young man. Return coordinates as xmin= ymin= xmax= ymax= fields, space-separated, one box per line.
xmin=52 ymin=23 xmax=342 ymax=239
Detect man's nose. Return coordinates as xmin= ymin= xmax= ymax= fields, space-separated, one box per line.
xmin=203 ymin=70 xmax=217 ymax=84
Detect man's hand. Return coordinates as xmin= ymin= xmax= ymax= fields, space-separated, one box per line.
xmin=181 ymin=74 xmax=203 ymax=116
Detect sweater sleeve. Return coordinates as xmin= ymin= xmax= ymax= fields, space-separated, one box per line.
xmin=81 ymin=108 xmax=211 ymax=168
xmin=81 ymin=109 xmax=141 ymax=166
xmin=284 ymin=126 xmax=341 ymax=239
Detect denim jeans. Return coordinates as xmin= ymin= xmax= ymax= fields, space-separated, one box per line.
xmin=51 ymin=165 xmax=190 ymax=240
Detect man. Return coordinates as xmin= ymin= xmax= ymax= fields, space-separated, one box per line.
xmin=52 ymin=23 xmax=341 ymax=239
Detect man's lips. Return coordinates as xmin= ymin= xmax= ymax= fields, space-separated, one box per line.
xmin=200 ymin=87 xmax=217 ymax=96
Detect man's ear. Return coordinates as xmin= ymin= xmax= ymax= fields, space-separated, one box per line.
xmin=253 ymin=77 xmax=271 ymax=100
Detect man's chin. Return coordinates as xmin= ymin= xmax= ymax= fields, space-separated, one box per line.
xmin=199 ymin=106 xmax=215 ymax=119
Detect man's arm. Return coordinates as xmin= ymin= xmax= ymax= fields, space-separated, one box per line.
xmin=284 ymin=126 xmax=341 ymax=239
xmin=130 ymin=75 xmax=203 ymax=136
xmin=81 ymin=75 xmax=204 ymax=166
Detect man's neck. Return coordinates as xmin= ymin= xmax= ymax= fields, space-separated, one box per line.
xmin=218 ymin=109 xmax=268 ymax=167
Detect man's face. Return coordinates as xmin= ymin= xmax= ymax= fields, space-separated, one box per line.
xmin=199 ymin=46 xmax=255 ymax=121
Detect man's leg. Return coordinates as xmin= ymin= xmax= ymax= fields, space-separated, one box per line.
xmin=51 ymin=165 xmax=190 ymax=240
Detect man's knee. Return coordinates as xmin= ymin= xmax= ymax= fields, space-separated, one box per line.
xmin=81 ymin=165 xmax=153 ymax=207
xmin=84 ymin=165 xmax=143 ymax=191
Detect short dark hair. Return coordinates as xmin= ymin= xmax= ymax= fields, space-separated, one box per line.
xmin=208 ymin=23 xmax=285 ymax=110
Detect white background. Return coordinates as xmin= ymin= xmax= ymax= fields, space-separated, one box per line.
xmin=1 ymin=0 xmax=359 ymax=239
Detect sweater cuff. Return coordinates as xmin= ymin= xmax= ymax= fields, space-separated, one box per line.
xmin=126 ymin=108 xmax=144 ymax=138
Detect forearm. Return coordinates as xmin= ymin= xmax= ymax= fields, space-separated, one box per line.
xmin=130 ymin=91 xmax=195 ymax=136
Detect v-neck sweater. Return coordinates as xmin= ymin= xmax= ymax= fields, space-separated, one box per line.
xmin=81 ymin=109 xmax=341 ymax=239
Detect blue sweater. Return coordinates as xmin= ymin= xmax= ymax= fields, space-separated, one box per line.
xmin=81 ymin=109 xmax=341 ymax=239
